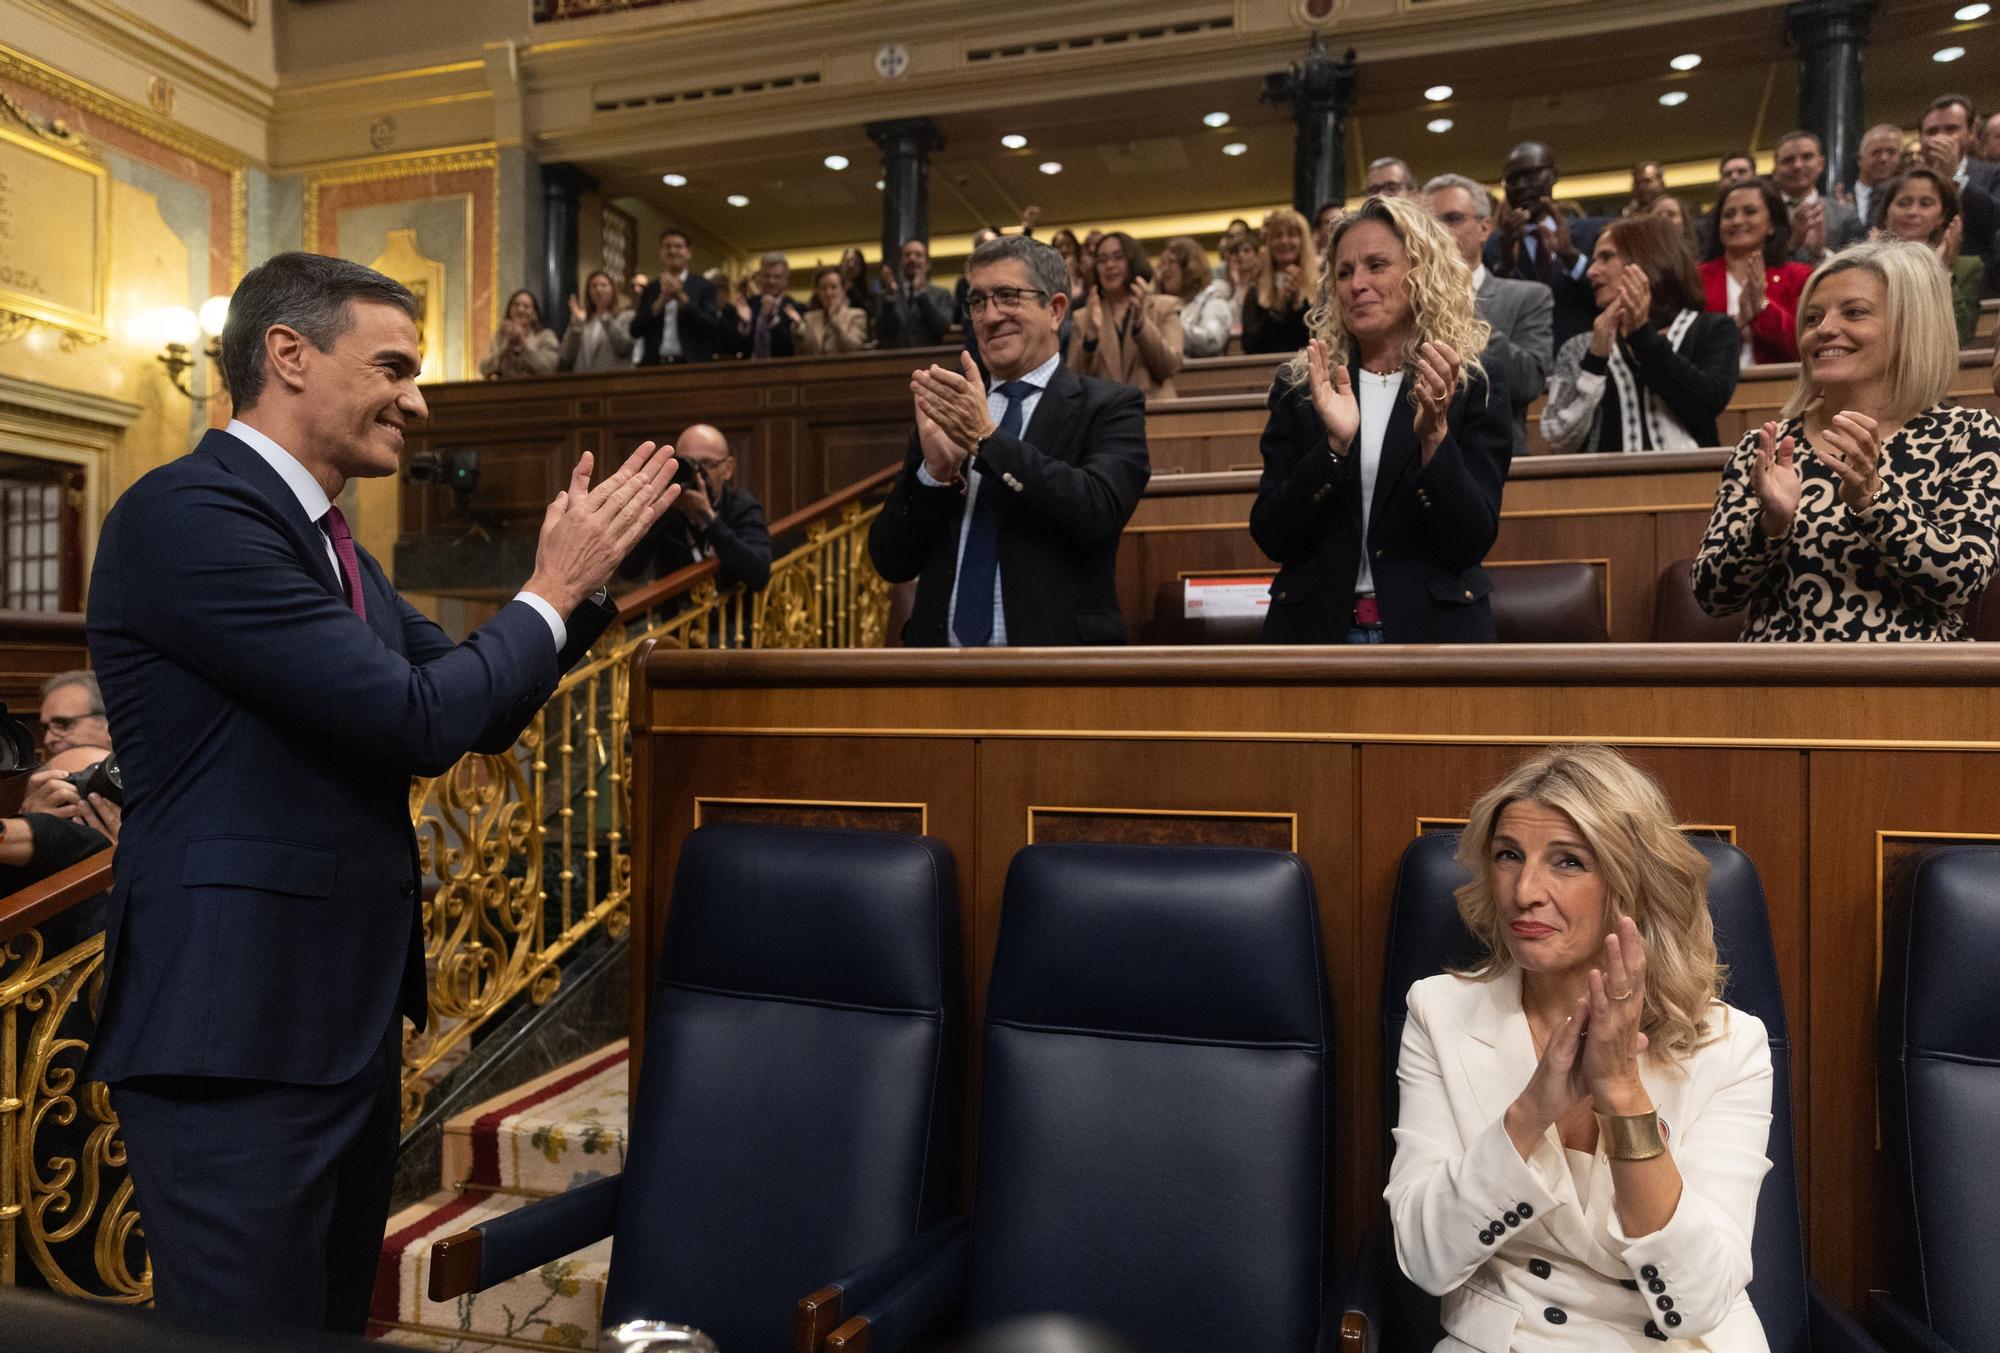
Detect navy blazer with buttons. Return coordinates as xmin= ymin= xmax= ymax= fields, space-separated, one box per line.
xmin=1251 ymin=365 xmax=1513 ymax=645
xmin=83 ymin=428 xmax=614 ymax=1087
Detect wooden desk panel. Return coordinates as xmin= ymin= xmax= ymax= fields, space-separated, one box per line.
xmin=633 ymin=646 xmax=2000 ymax=1309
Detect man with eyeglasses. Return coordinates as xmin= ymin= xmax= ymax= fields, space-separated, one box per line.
xmin=1366 ymin=156 xmax=1417 ymax=198
xmin=1426 ymin=173 xmax=1553 ymax=457
xmin=38 ymin=670 xmax=110 ymax=756
xmin=869 ymin=235 xmax=1150 ymax=647
xmin=617 ymin=423 xmax=771 ymax=592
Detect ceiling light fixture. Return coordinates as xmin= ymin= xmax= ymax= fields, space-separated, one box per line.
xmin=1203 ymin=111 xmax=1231 ymax=128
xmin=1954 ymin=2 xmax=1989 ymax=19
xmin=823 ymin=154 xmax=849 ymax=170
xmin=1427 ymin=118 xmax=1454 ymax=134
xmin=1001 ymin=133 xmax=1027 ymax=149
xmin=875 ymin=178 xmax=885 ymax=190
xmin=1933 ymin=44 xmax=1967 ymax=60
xmin=1038 ymin=161 xmax=1063 ymax=175
xmin=1659 ymin=91 xmax=1690 ymax=107
xmin=1424 ymin=84 xmax=1454 ymax=101
xmin=1222 ymin=142 xmax=1248 ymax=156
xmin=1670 ymin=53 xmax=1702 ymax=71
xmin=662 ymin=173 xmax=687 ymax=186
xmin=726 ymin=194 xmax=750 ymax=207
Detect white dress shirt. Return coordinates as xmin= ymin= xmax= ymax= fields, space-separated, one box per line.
xmin=656 ymin=270 xmax=688 ymax=359
xmin=1470 ymin=264 xmax=1490 ymax=293
xmin=915 ymin=351 xmax=1060 ymax=647
xmin=225 ymin=419 xmax=566 ymax=650
xmin=1354 ymin=369 xmax=1404 ymax=594
xmin=1522 ymin=220 xmax=1588 ymax=280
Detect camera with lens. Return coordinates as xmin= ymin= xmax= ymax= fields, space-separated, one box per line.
xmin=405 ymin=448 xmax=481 ymax=495
xmin=64 ymin=751 xmax=124 ymax=807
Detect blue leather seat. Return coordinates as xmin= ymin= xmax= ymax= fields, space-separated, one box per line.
xmin=429 ymin=823 xmax=964 ymax=1353
xmin=1875 ymin=846 xmax=2000 ymax=1353
xmin=1348 ymin=831 xmax=1881 ymax=1353
xmin=824 ymin=843 xmax=1340 ymax=1351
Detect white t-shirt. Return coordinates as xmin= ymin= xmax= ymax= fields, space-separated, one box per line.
xmin=1354 ymin=368 xmax=1405 ymax=595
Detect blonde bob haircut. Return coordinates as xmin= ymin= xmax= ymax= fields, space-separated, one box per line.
xmin=1781 ymin=237 xmax=1957 ymax=426
xmin=1255 ymin=207 xmax=1320 ymax=313
xmin=1452 ymin=744 xmax=1725 ymax=1067
xmin=1284 ymin=194 xmax=1490 ymax=395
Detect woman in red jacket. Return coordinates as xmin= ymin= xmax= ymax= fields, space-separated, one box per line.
xmin=1698 ymin=178 xmax=1813 ymax=367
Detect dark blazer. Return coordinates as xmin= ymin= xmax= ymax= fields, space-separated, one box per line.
xmin=1484 ymin=215 xmax=1608 ymax=348
xmin=630 ymin=272 xmax=725 ymax=363
xmin=727 ymin=293 xmax=807 ymax=359
xmin=616 ymin=484 xmax=772 ymax=590
xmin=83 ymin=429 xmax=613 ymax=1087
xmin=867 ymin=363 xmax=1151 ymax=646
xmin=1251 ymin=365 xmax=1513 ymax=644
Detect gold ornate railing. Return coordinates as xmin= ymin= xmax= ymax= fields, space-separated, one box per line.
xmin=0 ymin=462 xmax=899 ymax=1300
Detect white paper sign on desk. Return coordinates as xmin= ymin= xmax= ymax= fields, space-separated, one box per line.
xmin=1183 ymin=576 xmax=1274 ymax=620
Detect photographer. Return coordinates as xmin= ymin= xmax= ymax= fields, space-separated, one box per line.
xmin=617 ymin=423 xmax=772 ymax=591
xmin=38 ymin=670 xmax=109 ymax=757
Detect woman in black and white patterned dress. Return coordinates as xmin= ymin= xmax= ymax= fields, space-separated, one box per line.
xmin=1692 ymin=238 xmax=2000 ymax=640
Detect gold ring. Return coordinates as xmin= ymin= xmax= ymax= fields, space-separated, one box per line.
xmin=1610 ymin=988 xmax=1636 ymax=1001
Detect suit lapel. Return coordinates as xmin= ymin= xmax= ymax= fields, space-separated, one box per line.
xmin=197 ymin=430 xmax=346 ymax=602
xmin=1020 ymin=362 xmax=1080 ymax=456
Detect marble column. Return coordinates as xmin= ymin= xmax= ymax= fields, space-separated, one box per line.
xmin=1786 ymin=0 xmax=1878 ymax=196
xmin=866 ymin=118 xmax=941 ymax=266
xmin=541 ymin=162 xmax=596 ymax=333
xmin=1262 ymin=37 xmax=1359 ymax=217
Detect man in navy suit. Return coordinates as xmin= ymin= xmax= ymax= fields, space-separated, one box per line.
xmin=1483 ymin=140 xmax=1609 ymax=347
xmin=84 ymin=252 xmax=679 ymax=1331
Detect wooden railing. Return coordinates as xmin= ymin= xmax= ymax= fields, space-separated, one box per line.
xmin=0 ymin=462 xmax=901 ymax=1302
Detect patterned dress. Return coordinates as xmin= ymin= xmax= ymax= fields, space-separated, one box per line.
xmin=1691 ymin=403 xmax=2000 ymax=641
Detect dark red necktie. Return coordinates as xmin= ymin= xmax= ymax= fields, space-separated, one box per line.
xmin=322 ymin=505 xmax=367 ymax=621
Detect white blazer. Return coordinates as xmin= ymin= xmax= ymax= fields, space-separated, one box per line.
xmin=1385 ymin=971 xmax=1775 ymax=1353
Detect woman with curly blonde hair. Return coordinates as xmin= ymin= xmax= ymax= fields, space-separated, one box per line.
xmin=1387 ymin=744 xmax=1775 ymax=1350
xmin=1242 ymin=207 xmax=1318 ymax=354
xmin=1251 ymin=194 xmax=1514 ymax=643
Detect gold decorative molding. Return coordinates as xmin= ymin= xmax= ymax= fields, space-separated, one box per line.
xmin=300 ymin=144 xmax=500 ymax=255
xmin=197 ymin=0 xmax=256 ymax=24
xmin=0 ymin=92 xmax=111 ymax=349
xmin=0 ymin=45 xmax=245 ymax=175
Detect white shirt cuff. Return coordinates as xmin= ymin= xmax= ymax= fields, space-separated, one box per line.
xmin=515 ymin=590 xmax=568 ymax=652
xmin=916 ymin=463 xmax=948 ymax=489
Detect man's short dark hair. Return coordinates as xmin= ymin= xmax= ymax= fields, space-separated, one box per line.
xmin=901 ymin=237 xmax=928 ymax=252
xmin=1927 ymin=93 xmax=1977 ymax=123
xmin=965 ymin=235 xmax=1068 ymax=299
xmin=220 ymin=252 xmax=418 ymax=411
xmin=660 ymin=226 xmax=690 ymax=245
xmin=1776 ymin=129 xmax=1823 ymax=153
xmin=1719 ymin=149 xmax=1755 ymax=170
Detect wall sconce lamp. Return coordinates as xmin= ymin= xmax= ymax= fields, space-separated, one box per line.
xmin=152 ymin=296 xmax=231 ymax=402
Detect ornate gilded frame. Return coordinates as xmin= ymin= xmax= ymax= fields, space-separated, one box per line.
xmin=0 ymin=91 xmax=110 ymax=347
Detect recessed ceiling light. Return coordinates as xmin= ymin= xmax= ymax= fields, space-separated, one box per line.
xmin=823 ymin=154 xmax=849 ymax=171
xmin=662 ymin=173 xmax=687 ymax=187
xmin=1659 ymin=90 xmax=1690 ymax=107
xmin=875 ymin=178 xmax=885 ymax=190
xmin=1670 ymin=53 xmax=1702 ymax=71
xmin=1000 ymin=133 xmax=1027 ymax=149
xmin=1427 ymin=118 xmax=1454 ymax=134
xmin=1934 ymin=44 xmax=1967 ymax=60
xmin=1424 ymin=84 xmax=1454 ymax=101
xmin=726 ymin=194 xmax=750 ymax=207
xmin=1038 ymin=161 xmax=1063 ymax=175
xmin=1955 ymin=2 xmax=1989 ymax=19
xmin=1222 ymin=142 xmax=1248 ymax=156
xmin=1203 ymin=111 xmax=1231 ymax=128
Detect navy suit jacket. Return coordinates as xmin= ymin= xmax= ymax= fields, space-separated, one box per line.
xmin=1484 ymin=215 xmax=1608 ymax=348
xmin=84 ymin=429 xmax=613 ymax=1087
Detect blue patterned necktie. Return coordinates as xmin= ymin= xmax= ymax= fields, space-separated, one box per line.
xmin=950 ymin=379 xmax=1031 ymax=647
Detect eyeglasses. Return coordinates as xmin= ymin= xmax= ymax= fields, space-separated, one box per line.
xmin=45 ymin=713 xmax=104 ymax=733
xmin=964 ymin=287 xmax=1050 ymax=315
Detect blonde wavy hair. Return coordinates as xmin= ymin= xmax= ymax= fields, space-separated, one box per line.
xmin=1781 ymin=237 xmax=1958 ymax=427
xmin=1282 ymin=194 xmax=1490 ymax=394
xmin=1255 ymin=207 xmax=1320 ymax=312
xmin=1451 ymin=744 xmax=1726 ymax=1068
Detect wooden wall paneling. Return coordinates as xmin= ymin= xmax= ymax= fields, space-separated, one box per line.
xmin=1803 ymin=751 xmax=2000 ymax=1306
xmin=1354 ymin=743 xmax=1810 ymax=1223
xmin=973 ymin=738 xmax=1363 ymax=1244
xmin=1489 ymin=510 xmax=1660 ymax=642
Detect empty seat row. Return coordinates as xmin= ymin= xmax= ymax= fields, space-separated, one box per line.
xmin=428 ymin=823 xmax=1998 ymax=1353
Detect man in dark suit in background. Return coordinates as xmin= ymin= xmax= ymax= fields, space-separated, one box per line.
xmin=869 ymin=235 xmax=1150 ymax=646
xmin=618 ymin=422 xmax=772 ymax=591
xmin=84 ymin=252 xmax=679 ymax=1332
xmin=1483 ymin=140 xmax=1608 ymax=347
xmin=876 ymin=238 xmax=957 ymax=349
xmin=631 ymin=226 xmax=725 ymax=363
xmin=1426 ymin=172 xmax=1554 ymax=456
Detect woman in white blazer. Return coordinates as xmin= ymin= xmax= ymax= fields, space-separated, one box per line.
xmin=1386 ymin=744 xmax=1775 ymax=1352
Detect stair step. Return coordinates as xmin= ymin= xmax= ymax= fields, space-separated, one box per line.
xmin=441 ymin=1040 xmax=631 ymax=1197
xmin=374 ymin=1187 xmax=614 ymax=1348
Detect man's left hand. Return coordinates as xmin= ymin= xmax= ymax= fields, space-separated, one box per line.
xmin=673 ymin=480 xmax=715 ymax=526
xmin=913 ymin=352 xmax=998 ymax=452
